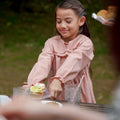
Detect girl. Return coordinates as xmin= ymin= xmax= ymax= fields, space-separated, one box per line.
xmin=26 ymin=0 xmax=96 ymax=103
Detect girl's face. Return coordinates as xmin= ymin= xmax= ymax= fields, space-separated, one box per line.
xmin=56 ymin=8 xmax=82 ymax=42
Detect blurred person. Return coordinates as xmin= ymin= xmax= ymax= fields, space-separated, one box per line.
xmin=106 ymin=0 xmax=120 ymax=120
xmin=0 ymin=96 xmax=107 ymax=120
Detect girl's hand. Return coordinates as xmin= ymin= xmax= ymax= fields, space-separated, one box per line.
xmin=22 ymin=82 xmax=33 ymax=88
xmin=49 ymin=79 xmax=62 ymax=100
xmin=102 ymin=20 xmax=114 ymax=26
xmin=22 ymin=82 xmax=29 ymax=88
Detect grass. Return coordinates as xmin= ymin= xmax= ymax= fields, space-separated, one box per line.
xmin=0 ymin=7 xmax=118 ymax=104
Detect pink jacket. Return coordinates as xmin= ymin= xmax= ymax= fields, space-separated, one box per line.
xmin=27 ymin=34 xmax=96 ymax=103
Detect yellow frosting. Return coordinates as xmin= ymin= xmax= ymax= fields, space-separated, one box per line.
xmin=30 ymin=86 xmax=43 ymax=93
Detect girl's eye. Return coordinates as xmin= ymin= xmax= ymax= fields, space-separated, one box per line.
xmin=56 ymin=21 xmax=61 ymax=24
xmin=66 ymin=21 xmax=71 ymax=23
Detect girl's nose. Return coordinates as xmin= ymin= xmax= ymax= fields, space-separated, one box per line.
xmin=61 ymin=22 xmax=66 ymax=28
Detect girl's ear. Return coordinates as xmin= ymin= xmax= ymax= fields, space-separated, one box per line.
xmin=79 ymin=16 xmax=86 ymax=26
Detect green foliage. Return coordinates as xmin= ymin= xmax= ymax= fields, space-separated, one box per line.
xmin=0 ymin=0 xmax=117 ymax=104
xmin=4 ymin=0 xmax=61 ymax=13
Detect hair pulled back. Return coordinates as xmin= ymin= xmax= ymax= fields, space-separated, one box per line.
xmin=55 ymin=0 xmax=91 ymax=38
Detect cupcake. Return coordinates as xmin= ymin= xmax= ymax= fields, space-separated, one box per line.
xmin=30 ymin=83 xmax=46 ymax=99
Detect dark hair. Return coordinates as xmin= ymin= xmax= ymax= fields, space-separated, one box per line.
xmin=54 ymin=0 xmax=91 ymax=38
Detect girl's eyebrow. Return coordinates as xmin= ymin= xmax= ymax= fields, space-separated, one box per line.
xmin=56 ymin=17 xmax=73 ymax=20
xmin=65 ymin=17 xmax=72 ymax=20
xmin=56 ymin=18 xmax=61 ymax=20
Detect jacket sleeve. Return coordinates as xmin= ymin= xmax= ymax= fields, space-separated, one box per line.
xmin=27 ymin=40 xmax=54 ymax=86
xmin=54 ymin=39 xmax=94 ymax=83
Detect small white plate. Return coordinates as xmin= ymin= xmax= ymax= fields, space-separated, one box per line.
xmin=41 ymin=100 xmax=63 ymax=107
xmin=0 ymin=95 xmax=11 ymax=105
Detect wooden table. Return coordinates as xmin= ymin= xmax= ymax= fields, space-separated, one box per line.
xmin=78 ymin=102 xmax=113 ymax=114
xmin=45 ymin=98 xmax=113 ymax=114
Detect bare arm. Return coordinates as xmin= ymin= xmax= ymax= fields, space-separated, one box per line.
xmin=0 ymin=97 xmax=108 ymax=120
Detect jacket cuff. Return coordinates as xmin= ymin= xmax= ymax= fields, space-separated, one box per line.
xmin=51 ymin=76 xmax=64 ymax=85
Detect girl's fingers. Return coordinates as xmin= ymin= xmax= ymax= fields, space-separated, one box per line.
xmin=49 ymin=79 xmax=63 ymax=99
xmin=54 ymin=91 xmax=58 ymax=99
xmin=49 ymin=89 xmax=61 ymax=100
xmin=49 ymin=89 xmax=55 ymax=99
xmin=23 ymin=82 xmax=28 ymax=85
xmin=22 ymin=85 xmax=29 ymax=88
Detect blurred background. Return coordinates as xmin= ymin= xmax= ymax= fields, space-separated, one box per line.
xmin=0 ymin=0 xmax=118 ymax=104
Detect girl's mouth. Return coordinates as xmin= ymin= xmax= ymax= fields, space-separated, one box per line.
xmin=61 ymin=30 xmax=68 ymax=33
